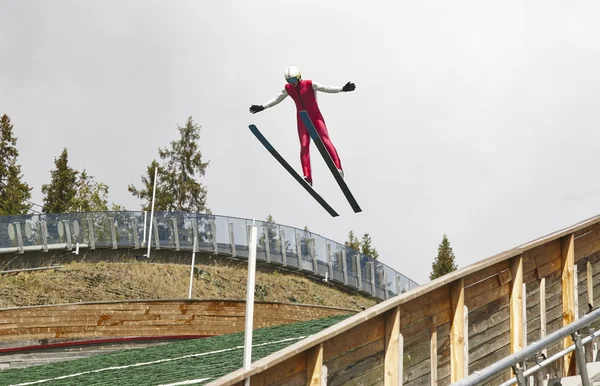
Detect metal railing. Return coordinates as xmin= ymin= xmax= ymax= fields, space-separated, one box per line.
xmin=453 ymin=307 xmax=600 ymax=386
xmin=0 ymin=211 xmax=419 ymax=300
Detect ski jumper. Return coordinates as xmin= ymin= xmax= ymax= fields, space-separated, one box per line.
xmin=262 ymin=80 xmax=343 ymax=182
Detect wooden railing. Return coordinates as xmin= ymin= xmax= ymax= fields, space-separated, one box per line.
xmin=208 ymin=214 xmax=600 ymax=386
xmin=0 ymin=300 xmax=355 ymax=351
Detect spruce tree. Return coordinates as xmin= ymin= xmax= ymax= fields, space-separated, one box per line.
xmin=430 ymin=234 xmax=458 ymax=280
xmin=0 ymin=114 xmax=33 ymax=215
xmin=41 ymin=148 xmax=78 ymax=214
xmin=360 ymin=233 xmax=379 ymax=259
xmin=345 ymin=231 xmax=360 ymax=251
xmin=71 ymin=169 xmax=110 ymax=212
xmin=129 ymin=117 xmax=209 ymax=212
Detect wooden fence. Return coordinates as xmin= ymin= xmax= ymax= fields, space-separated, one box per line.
xmin=0 ymin=300 xmax=355 ymax=351
xmin=209 ymin=214 xmax=600 ymax=386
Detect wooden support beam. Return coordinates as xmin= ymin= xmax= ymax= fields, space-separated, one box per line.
xmin=540 ymin=277 xmax=547 ymax=358
xmin=306 ymin=343 xmax=323 ymax=386
xmin=384 ymin=306 xmax=401 ymax=386
xmin=450 ymin=279 xmax=465 ymax=382
xmin=430 ymin=315 xmax=438 ymax=386
xmin=510 ymin=254 xmax=524 ymax=353
xmin=562 ymin=233 xmax=576 ymax=377
xmin=588 ymin=261 xmax=594 ymax=309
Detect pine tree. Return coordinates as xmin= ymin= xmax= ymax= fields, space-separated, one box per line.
xmin=360 ymin=233 xmax=379 ymax=259
xmin=345 ymin=231 xmax=360 ymax=251
xmin=430 ymin=234 xmax=458 ymax=280
xmin=0 ymin=114 xmax=33 ymax=215
xmin=41 ymin=148 xmax=78 ymax=214
xmin=129 ymin=117 xmax=209 ymax=212
xmin=71 ymin=170 xmax=110 ymax=212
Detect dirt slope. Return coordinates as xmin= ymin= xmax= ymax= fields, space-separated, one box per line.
xmin=0 ymin=261 xmax=379 ymax=310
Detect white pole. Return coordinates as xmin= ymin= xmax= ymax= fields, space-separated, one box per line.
xmin=146 ymin=166 xmax=158 ymax=258
xmin=243 ymin=219 xmax=257 ymax=386
xmin=188 ymin=236 xmax=198 ymax=299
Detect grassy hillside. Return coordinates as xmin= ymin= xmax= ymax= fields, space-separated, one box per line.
xmin=0 ymin=261 xmax=379 ymax=310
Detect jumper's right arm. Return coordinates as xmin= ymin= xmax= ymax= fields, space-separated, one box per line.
xmin=250 ymin=89 xmax=288 ymax=114
xmin=262 ymin=89 xmax=288 ymax=108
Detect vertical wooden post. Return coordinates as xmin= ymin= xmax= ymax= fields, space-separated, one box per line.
xmin=384 ymin=306 xmax=401 ymax=386
xmin=510 ymin=255 xmax=524 ymax=353
xmin=430 ymin=315 xmax=438 ymax=386
xmin=540 ymin=278 xmax=547 ymax=358
xmin=562 ymin=233 xmax=576 ymax=377
xmin=306 ymin=343 xmax=324 ymax=386
xmin=450 ymin=279 xmax=465 ymax=382
xmin=587 ymin=261 xmax=594 ymax=309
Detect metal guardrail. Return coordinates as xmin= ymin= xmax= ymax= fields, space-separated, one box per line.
xmin=0 ymin=211 xmax=419 ymax=300
xmin=453 ymin=307 xmax=600 ymax=386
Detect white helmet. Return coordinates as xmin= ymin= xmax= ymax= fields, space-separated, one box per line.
xmin=284 ymin=66 xmax=301 ymax=81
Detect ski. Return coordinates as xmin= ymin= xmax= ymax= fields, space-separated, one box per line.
xmin=299 ymin=110 xmax=362 ymax=213
xmin=248 ymin=124 xmax=339 ymax=217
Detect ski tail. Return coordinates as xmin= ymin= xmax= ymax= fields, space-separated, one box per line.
xmin=248 ymin=124 xmax=339 ymax=217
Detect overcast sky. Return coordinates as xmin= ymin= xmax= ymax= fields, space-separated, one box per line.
xmin=1 ymin=1 xmax=600 ymax=284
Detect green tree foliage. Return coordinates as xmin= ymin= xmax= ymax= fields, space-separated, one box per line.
xmin=129 ymin=117 xmax=209 ymax=213
xmin=41 ymin=148 xmax=78 ymax=214
xmin=360 ymin=233 xmax=379 ymax=259
xmin=71 ymin=170 xmax=110 ymax=212
xmin=430 ymin=234 xmax=458 ymax=280
xmin=0 ymin=114 xmax=32 ymax=215
xmin=345 ymin=231 xmax=360 ymax=251
xmin=345 ymin=231 xmax=379 ymax=259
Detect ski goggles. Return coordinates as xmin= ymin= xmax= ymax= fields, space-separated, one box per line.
xmin=286 ymin=77 xmax=299 ymax=84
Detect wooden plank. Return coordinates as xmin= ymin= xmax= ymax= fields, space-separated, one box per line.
xmin=562 ymin=233 xmax=576 ymax=377
xmin=450 ymin=279 xmax=465 ymax=382
xmin=464 ymin=261 xmax=510 ymax=287
xmin=384 ymin=306 xmax=400 ymax=386
xmin=324 ymin=339 xmax=384 ymax=383
xmin=510 ymin=255 xmax=524 ymax=353
xmin=430 ymin=315 xmax=437 ymax=386
xmin=323 ymin=314 xmax=385 ymax=361
xmin=306 ymin=343 xmax=323 ymax=386
xmin=250 ymin=351 xmax=307 ymax=386
xmin=465 ymin=283 xmax=511 ymax=312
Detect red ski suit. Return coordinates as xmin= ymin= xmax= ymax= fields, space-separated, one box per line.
xmin=262 ymin=79 xmax=343 ymax=182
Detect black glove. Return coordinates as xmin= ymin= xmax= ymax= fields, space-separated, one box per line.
xmin=249 ymin=105 xmax=264 ymax=114
xmin=342 ymin=81 xmax=356 ymax=92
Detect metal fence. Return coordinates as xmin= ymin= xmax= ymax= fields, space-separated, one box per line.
xmin=0 ymin=211 xmax=419 ymax=300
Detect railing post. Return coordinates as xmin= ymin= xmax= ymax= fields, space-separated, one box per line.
xmin=131 ymin=217 xmax=139 ymax=249
xmin=295 ymin=233 xmax=302 ymax=269
xmin=342 ymin=249 xmax=348 ymax=285
xmin=228 ymin=222 xmax=236 ymax=257
xmin=14 ymin=222 xmax=24 ymax=254
xmin=370 ymin=262 xmax=376 ymax=295
xmin=384 ymin=270 xmax=389 ymax=300
xmin=210 ymin=220 xmax=217 ymax=254
xmin=280 ymin=230 xmax=287 ymax=266
xmin=326 ymin=243 xmax=333 ymax=280
xmin=108 ymin=218 xmax=116 ymax=249
xmin=356 ymin=254 xmax=362 ymax=291
xmin=172 ymin=218 xmax=180 ymax=251
xmin=263 ymin=228 xmax=271 ymax=263
xmin=87 ymin=218 xmax=95 ymax=250
xmin=153 ymin=217 xmax=160 ymax=250
xmin=191 ymin=218 xmax=198 ymax=253
xmin=40 ymin=220 xmax=48 ymax=252
xmin=311 ymin=238 xmax=318 ymax=275
xmin=572 ymin=331 xmax=590 ymax=386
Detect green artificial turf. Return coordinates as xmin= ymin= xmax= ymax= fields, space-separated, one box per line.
xmin=0 ymin=313 xmax=351 ymax=386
